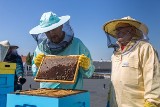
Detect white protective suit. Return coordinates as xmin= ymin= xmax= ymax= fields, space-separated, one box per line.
xmin=109 ymin=40 xmax=160 ymax=107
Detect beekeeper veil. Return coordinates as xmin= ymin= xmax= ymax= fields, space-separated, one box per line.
xmin=103 ymin=16 xmax=149 ymax=49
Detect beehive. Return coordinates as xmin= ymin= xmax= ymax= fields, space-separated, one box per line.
xmin=0 ymin=62 xmax=16 ymax=107
xmin=34 ymin=55 xmax=80 ymax=84
xmin=7 ymin=89 xmax=90 ymax=107
xmin=0 ymin=62 xmax=16 ymax=94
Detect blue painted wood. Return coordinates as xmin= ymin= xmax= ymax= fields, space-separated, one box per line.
xmin=0 ymin=74 xmax=14 ymax=94
xmin=0 ymin=87 xmax=14 ymax=94
xmin=0 ymin=94 xmax=7 ymax=107
xmin=59 ymin=92 xmax=90 ymax=107
xmin=0 ymin=74 xmax=14 ymax=86
xmin=7 ymin=91 xmax=90 ymax=107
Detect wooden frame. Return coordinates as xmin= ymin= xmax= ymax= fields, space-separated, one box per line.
xmin=34 ymin=55 xmax=80 ymax=84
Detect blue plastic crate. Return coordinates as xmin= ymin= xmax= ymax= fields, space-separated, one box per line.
xmin=0 ymin=94 xmax=7 ymax=107
xmin=7 ymin=90 xmax=90 ymax=107
xmin=0 ymin=74 xmax=14 ymax=94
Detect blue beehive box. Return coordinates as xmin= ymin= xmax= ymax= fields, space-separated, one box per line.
xmin=0 ymin=62 xmax=16 ymax=107
xmin=7 ymin=89 xmax=90 ymax=107
xmin=0 ymin=94 xmax=7 ymax=107
xmin=0 ymin=62 xmax=16 ymax=94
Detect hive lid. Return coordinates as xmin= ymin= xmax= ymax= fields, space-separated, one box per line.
xmin=34 ymin=55 xmax=80 ymax=84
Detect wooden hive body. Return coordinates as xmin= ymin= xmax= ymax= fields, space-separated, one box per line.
xmin=0 ymin=62 xmax=16 ymax=107
xmin=7 ymin=89 xmax=90 ymax=107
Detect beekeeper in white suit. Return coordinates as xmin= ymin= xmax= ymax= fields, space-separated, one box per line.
xmin=103 ymin=16 xmax=160 ymax=107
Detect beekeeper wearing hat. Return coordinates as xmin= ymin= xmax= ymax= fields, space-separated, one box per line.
xmin=103 ymin=16 xmax=160 ymax=107
xmin=0 ymin=40 xmax=25 ymax=91
xmin=29 ymin=11 xmax=95 ymax=89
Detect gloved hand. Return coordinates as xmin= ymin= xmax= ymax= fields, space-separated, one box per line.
xmin=34 ymin=53 xmax=45 ymax=67
xmin=144 ymin=101 xmax=157 ymax=107
xmin=17 ymin=76 xmax=26 ymax=85
xmin=79 ymin=54 xmax=90 ymax=70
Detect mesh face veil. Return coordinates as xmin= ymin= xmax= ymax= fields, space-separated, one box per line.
xmin=104 ymin=23 xmax=149 ymax=50
xmin=103 ymin=16 xmax=149 ymax=50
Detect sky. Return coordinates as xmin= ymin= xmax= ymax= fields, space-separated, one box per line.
xmin=0 ymin=0 xmax=160 ymax=61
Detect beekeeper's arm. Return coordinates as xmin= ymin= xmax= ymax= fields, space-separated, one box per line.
xmin=15 ymin=54 xmax=24 ymax=82
xmin=141 ymin=44 xmax=160 ymax=107
xmin=32 ymin=46 xmax=44 ymax=76
xmin=78 ymin=40 xmax=95 ymax=78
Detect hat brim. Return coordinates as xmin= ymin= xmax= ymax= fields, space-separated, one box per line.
xmin=29 ymin=15 xmax=70 ymax=34
xmin=10 ymin=45 xmax=19 ymax=49
xmin=103 ymin=19 xmax=148 ymax=38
